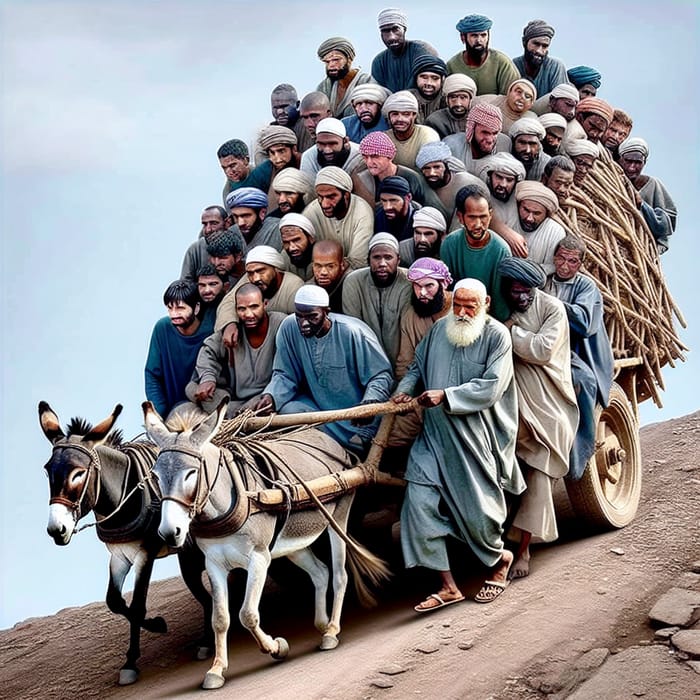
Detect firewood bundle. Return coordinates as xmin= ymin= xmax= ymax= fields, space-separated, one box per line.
xmin=553 ymin=157 xmax=687 ymax=408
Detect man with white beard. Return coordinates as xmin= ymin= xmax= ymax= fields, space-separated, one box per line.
xmin=392 ymin=279 xmax=525 ymax=611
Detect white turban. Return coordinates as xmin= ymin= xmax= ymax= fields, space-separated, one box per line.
xmin=538 ymin=113 xmax=567 ymax=131
xmin=442 ymin=74 xmax=477 ymax=97
xmin=295 ymin=285 xmax=330 ymax=307
xmin=245 ymin=245 xmax=285 ymax=269
xmin=377 ymin=8 xmax=407 ymax=28
xmin=350 ymin=84 xmax=391 ymax=105
xmin=477 ymin=153 xmax=526 ymax=183
xmin=315 ymin=166 xmax=353 ymax=192
xmin=515 ymin=181 xmax=559 ymax=214
xmin=412 ymin=206 xmax=447 ymax=232
xmin=509 ymin=117 xmax=546 ymax=140
xmin=383 ymin=90 xmax=418 ymax=116
xmin=272 ymin=168 xmax=314 ymax=199
xmin=368 ymin=232 xmax=399 ymax=253
xmin=453 ymin=278 xmax=487 ymax=302
xmin=618 ymin=137 xmax=649 ymax=159
xmin=564 ymin=138 xmax=599 ymax=158
xmin=316 ymin=118 xmax=346 ymax=138
xmin=550 ymin=83 xmax=580 ymax=102
xmin=279 ymin=213 xmax=316 ymax=238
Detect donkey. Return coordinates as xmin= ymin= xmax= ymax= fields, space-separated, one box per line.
xmin=143 ymin=399 xmax=390 ymax=690
xmin=39 ymin=401 xmax=213 ymax=685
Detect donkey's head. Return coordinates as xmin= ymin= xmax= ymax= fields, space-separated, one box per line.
xmin=39 ymin=401 xmax=123 ymax=544
xmin=142 ymin=400 xmax=227 ymax=548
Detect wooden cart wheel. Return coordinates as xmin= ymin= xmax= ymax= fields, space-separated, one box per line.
xmin=565 ymin=382 xmax=642 ymax=529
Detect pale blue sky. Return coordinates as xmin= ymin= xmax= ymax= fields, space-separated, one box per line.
xmin=1 ymin=0 xmax=697 ymax=629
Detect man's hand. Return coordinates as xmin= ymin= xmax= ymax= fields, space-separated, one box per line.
xmin=391 ymin=392 xmax=413 ymax=404
xmin=250 ymin=393 xmax=275 ymax=415
xmin=499 ymin=227 xmax=528 ymax=258
xmin=194 ymin=381 xmax=217 ymax=402
xmin=503 ymin=317 xmax=516 ymax=330
xmin=416 ymin=389 xmax=445 ymax=407
xmin=222 ymin=322 xmax=240 ymax=359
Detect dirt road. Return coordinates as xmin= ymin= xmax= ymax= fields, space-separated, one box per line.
xmin=3 ymin=412 xmax=699 ymax=699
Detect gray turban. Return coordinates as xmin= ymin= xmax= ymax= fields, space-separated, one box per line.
xmin=442 ymin=74 xmax=477 ymax=97
xmin=377 ymin=8 xmax=408 ymax=28
xmin=522 ymin=20 xmax=555 ymax=42
xmin=509 ymin=117 xmax=546 ymax=140
xmin=618 ymin=137 xmax=649 ymax=159
xmin=498 ymin=257 xmax=546 ymax=288
xmin=317 ymin=37 xmax=356 ymax=62
xmin=415 ymin=141 xmax=452 ymax=169
xmin=368 ymin=232 xmax=400 ymax=252
xmin=259 ymin=125 xmax=297 ymax=150
xmin=383 ymin=90 xmax=419 ymax=116
xmin=272 ymin=168 xmax=314 ymax=199
xmin=350 ymin=84 xmax=391 ymax=105
xmin=315 ymin=166 xmax=353 ymax=192
xmin=477 ymin=153 xmax=526 ymax=183
xmin=412 ymin=206 xmax=447 ymax=232
xmin=246 ymin=245 xmax=285 ymax=269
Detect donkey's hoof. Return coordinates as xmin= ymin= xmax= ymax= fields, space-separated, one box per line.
xmin=143 ymin=615 xmax=167 ymax=633
xmin=271 ymin=637 xmax=289 ymax=660
xmin=319 ymin=634 xmax=339 ymax=651
xmin=196 ymin=645 xmax=213 ymax=660
xmin=118 ymin=668 xmax=139 ymax=685
xmin=202 ymin=671 xmax=225 ymax=690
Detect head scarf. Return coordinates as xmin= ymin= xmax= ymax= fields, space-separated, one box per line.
xmin=453 ymin=278 xmax=487 ymax=301
xmin=539 ymin=113 xmax=567 ymax=131
xmin=315 ymin=166 xmax=353 ymax=192
xmin=412 ymin=54 xmax=447 ymax=78
xmin=315 ymin=117 xmax=346 ymax=138
xmin=466 ymin=103 xmax=503 ymax=142
xmin=226 ymin=187 xmax=268 ymax=211
xmin=618 ymin=137 xmax=649 ymax=159
xmin=415 ymin=141 xmax=452 ymax=168
xmin=279 ymin=213 xmax=316 ymax=237
xmin=258 ymin=125 xmax=297 ymax=150
xmin=379 ymin=176 xmax=411 ymax=197
xmin=246 ymin=245 xmax=285 ymax=269
xmin=456 ymin=14 xmax=493 ymax=33
xmin=442 ymin=73 xmax=477 ymax=97
xmin=507 ymin=77 xmax=537 ymax=102
xmin=509 ymin=117 xmax=546 ymax=140
xmin=522 ymin=19 xmax=555 ymax=42
xmin=514 ymin=181 xmax=559 ymax=214
xmin=368 ymin=232 xmax=400 ymax=253
xmin=498 ymin=258 xmax=546 ymax=288
xmin=567 ymin=66 xmax=602 ymax=89
xmin=317 ymin=37 xmax=356 ymax=62
xmin=382 ymin=90 xmax=419 ymax=116
xmin=295 ymin=285 xmax=330 ymax=307
xmin=564 ymin=139 xmax=599 ymax=158
xmin=477 ymin=153 xmax=526 ymax=183
xmin=377 ymin=8 xmax=407 ymax=29
xmin=350 ymin=84 xmax=391 ymax=105
xmin=272 ymin=168 xmax=314 ymax=199
xmin=550 ymin=83 xmax=580 ymax=102
xmin=407 ymin=258 xmax=453 ymax=285
xmin=576 ymin=97 xmax=614 ymax=124
xmin=412 ymin=206 xmax=447 ymax=232
xmin=359 ymin=131 xmax=396 ymax=158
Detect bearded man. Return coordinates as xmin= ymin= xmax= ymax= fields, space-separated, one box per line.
xmin=563 ymin=138 xmax=599 ymax=186
xmin=279 ymin=213 xmax=316 ymax=281
xmin=393 ymin=278 xmax=525 ymax=611
xmin=224 ymin=187 xmax=282 ymax=250
xmin=408 ymin=54 xmax=447 ymax=122
xmin=538 ymin=113 xmax=568 ymax=156
xmin=509 ymin=117 xmax=550 ymax=181
xmin=341 ymin=84 xmax=391 ymax=143
xmin=512 ymin=20 xmax=568 ymax=97
xmin=425 ymin=74 xmax=477 ymax=139
xmin=398 ymin=206 xmax=447 ymax=267
xmin=300 ymin=117 xmax=364 ymax=177
xmin=477 ymin=152 xmax=526 ymax=228
xmin=383 ymin=90 xmax=440 ymax=169
xmin=269 ymin=168 xmax=315 ymax=218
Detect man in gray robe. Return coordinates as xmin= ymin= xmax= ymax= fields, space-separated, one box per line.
xmin=393 ymin=278 xmax=525 ymax=610
xmin=224 ymin=187 xmax=282 ymax=251
xmin=512 ymin=20 xmax=568 ymax=97
xmin=180 ymin=206 xmax=228 ymax=282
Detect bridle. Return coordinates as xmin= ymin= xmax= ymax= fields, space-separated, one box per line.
xmin=49 ymin=442 xmax=102 ymax=519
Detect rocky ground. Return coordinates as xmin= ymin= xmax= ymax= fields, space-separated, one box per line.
xmin=2 ymin=412 xmax=699 ymax=700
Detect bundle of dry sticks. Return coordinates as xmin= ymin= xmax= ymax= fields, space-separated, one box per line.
xmin=554 ymin=156 xmax=687 ymax=407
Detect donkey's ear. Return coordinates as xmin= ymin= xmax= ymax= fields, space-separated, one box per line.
xmin=190 ymin=398 xmax=228 ymax=448
xmin=39 ymin=401 xmax=65 ymax=444
xmin=142 ymin=401 xmax=172 ymax=447
xmin=83 ymin=404 xmax=123 ymax=445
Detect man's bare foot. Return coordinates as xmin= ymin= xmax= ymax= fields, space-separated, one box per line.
xmin=492 ymin=549 xmax=513 ymax=583
xmin=510 ymin=548 xmax=531 ymax=579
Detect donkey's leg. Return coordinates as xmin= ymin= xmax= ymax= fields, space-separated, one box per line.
xmin=201 ymin=561 xmax=231 ymax=690
xmin=286 ymin=547 xmax=330 ymax=634
xmin=177 ymin=545 xmax=214 ymax=659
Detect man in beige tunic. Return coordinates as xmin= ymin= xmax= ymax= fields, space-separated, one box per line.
xmin=382 ymin=90 xmax=439 ymax=169
xmin=499 ymin=257 xmax=578 ymax=578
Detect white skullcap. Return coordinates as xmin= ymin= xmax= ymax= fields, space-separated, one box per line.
xmin=454 ymin=278 xmax=487 ymax=301
xmin=245 ymin=245 xmax=285 ymax=269
xmin=509 ymin=117 xmax=546 ymax=140
xmin=368 ymin=232 xmax=400 ymax=252
xmin=383 ymin=90 xmax=419 ymax=116
xmin=315 ymin=166 xmax=353 ymax=192
xmin=564 ymin=138 xmax=599 ymax=158
xmin=550 ymin=83 xmax=580 ymax=102
xmin=279 ymin=213 xmax=316 ymax=237
xmin=538 ymin=113 xmax=567 ymax=131
xmin=412 ymin=206 xmax=447 ymax=232
xmin=316 ymin=117 xmax=346 ymax=138
xmin=442 ymin=74 xmax=477 ymax=97
xmin=295 ymin=285 xmax=330 ymax=307
xmin=377 ymin=7 xmax=408 ymax=28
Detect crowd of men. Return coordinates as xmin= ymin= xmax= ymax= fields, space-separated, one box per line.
xmin=144 ymin=9 xmax=676 ymax=612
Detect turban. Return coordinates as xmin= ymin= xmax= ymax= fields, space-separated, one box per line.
xmin=315 ymin=166 xmax=353 ymax=192
xmin=258 ymin=125 xmax=297 ymax=150
xmin=508 ymin=77 xmax=537 ymax=102
xmin=350 ymin=83 xmax=391 ymax=105
xmin=407 ymin=257 xmax=453 ymax=285
xmin=383 ymin=90 xmax=419 ymax=116
xmin=317 ymin=37 xmax=356 ymax=62
xmin=515 ymin=181 xmax=559 ymax=214
xmin=477 ymin=153 xmax=526 ymax=183
xmin=206 ymin=228 xmax=245 ymax=257
xmin=466 ymin=103 xmax=503 ymax=142
xmin=368 ymin=232 xmax=399 ymax=252
xmin=456 ymin=14 xmax=493 ymax=33
xmin=509 ymin=117 xmax=546 ymax=140
xmin=443 ymin=73 xmax=477 ymax=97
xmin=413 ymin=206 xmax=447 ymax=232
xmin=315 ymin=117 xmax=346 ymax=138
xmin=576 ymin=97 xmax=614 ymax=124
xmin=412 ymin=54 xmax=447 ymax=78
xmin=359 ymin=131 xmax=397 ymax=158
xmin=246 ymin=245 xmax=285 ymax=269
xmin=377 ymin=8 xmax=408 ymax=29
xmin=279 ymin=213 xmax=316 ymax=237
xmin=454 ymin=278 xmax=487 ymax=300
xmin=567 ymin=66 xmax=602 ymax=89
xmin=498 ymin=257 xmax=546 ymax=288
xmin=550 ymin=83 xmax=580 ymax=102
xmin=415 ymin=141 xmax=452 ymax=168
xmin=522 ymin=19 xmax=555 ymax=42
xmin=564 ymin=138 xmax=599 ymax=158
xmin=295 ymin=285 xmax=330 ymax=308
xmin=272 ymin=168 xmax=314 ymax=197
xmin=226 ymin=187 xmax=268 ymax=211
xmin=379 ymin=175 xmax=410 ymax=197
xmin=618 ymin=137 xmax=649 ymax=159
xmin=539 ymin=113 xmax=567 ymax=131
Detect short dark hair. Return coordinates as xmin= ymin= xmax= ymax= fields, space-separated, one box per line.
xmin=272 ymin=83 xmax=298 ymax=99
xmin=555 ymin=234 xmax=587 ymax=261
xmin=196 ymin=263 xmax=222 ymax=280
xmin=217 ymin=139 xmax=249 ymax=159
xmin=543 ymin=154 xmax=575 ymax=178
xmin=455 ymin=183 xmax=490 ymax=213
xmin=235 ymin=282 xmax=264 ymax=303
xmin=206 ymin=228 xmax=246 ymax=257
xmin=163 ymin=280 xmax=199 ymax=308
xmin=203 ymin=205 xmax=227 ymax=220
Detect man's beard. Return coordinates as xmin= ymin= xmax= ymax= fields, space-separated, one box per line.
xmin=317 ymin=146 xmax=350 ymax=168
xmin=327 ymin=65 xmax=350 ymax=82
xmin=466 ymin=44 xmax=487 ymax=62
xmin=358 ymin=109 xmax=380 ymax=126
xmin=425 ymin=170 xmax=450 ymax=190
xmin=445 ymin=308 xmax=487 ymax=347
xmin=489 ymin=184 xmax=513 ymax=202
xmin=410 ymin=286 xmax=445 ymax=318
xmin=370 ymin=268 xmax=398 ymax=288
xmin=289 ymin=246 xmax=313 ymax=269
xmin=525 ymin=49 xmax=544 ymax=67
xmin=414 ymin=238 xmax=440 ymax=258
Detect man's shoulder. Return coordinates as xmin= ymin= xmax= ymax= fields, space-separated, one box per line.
xmin=344 ymin=267 xmax=371 ymax=285
xmin=487 ymin=48 xmax=517 ymax=66
xmin=267 ymin=311 xmax=289 ymax=329
xmin=349 ymin=193 xmax=374 ymax=216
xmin=443 ymin=132 xmax=464 ymax=148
